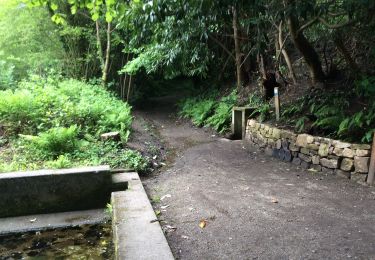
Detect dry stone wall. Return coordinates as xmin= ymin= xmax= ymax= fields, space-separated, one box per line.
xmin=245 ymin=119 xmax=372 ymax=183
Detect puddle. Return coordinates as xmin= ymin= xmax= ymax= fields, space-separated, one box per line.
xmin=0 ymin=222 xmax=113 ymax=259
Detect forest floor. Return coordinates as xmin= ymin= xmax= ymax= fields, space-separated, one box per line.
xmin=129 ymin=95 xmax=375 ymax=260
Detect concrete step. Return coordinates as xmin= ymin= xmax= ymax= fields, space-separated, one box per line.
xmin=111 ymin=172 xmax=174 ymax=260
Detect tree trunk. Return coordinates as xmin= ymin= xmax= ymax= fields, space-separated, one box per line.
xmin=102 ymin=22 xmax=111 ymax=85
xmin=285 ymin=1 xmax=325 ymax=85
xmin=95 ymin=20 xmax=104 ymax=70
xmin=232 ymin=5 xmax=243 ymax=90
xmin=333 ymin=33 xmax=360 ymax=76
xmin=278 ymin=22 xmax=297 ymax=84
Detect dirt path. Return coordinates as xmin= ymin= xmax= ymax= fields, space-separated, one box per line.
xmin=133 ymin=96 xmax=375 ymax=260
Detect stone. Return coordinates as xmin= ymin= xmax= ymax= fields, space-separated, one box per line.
xmin=296 ymin=134 xmax=314 ymax=147
xmin=292 ymin=157 xmax=301 ymax=165
xmin=351 ymin=144 xmax=371 ymax=150
xmin=248 ymin=119 xmax=256 ymax=127
xmin=272 ymin=148 xmax=279 ymax=158
xmin=333 ymin=141 xmax=351 ymax=149
xmin=320 ymin=158 xmax=338 ymax=169
xmin=318 ymin=143 xmax=329 ymax=157
xmin=282 ymin=140 xmax=289 ymax=151
xmin=354 ymin=156 xmax=370 ymax=173
xmin=267 ymin=139 xmax=275 ymax=148
xmin=281 ymin=130 xmax=297 ymax=140
xmin=340 ymin=158 xmax=354 ymax=171
xmin=309 ymin=164 xmax=322 ymax=171
xmin=311 ymin=155 xmax=320 ymax=165
xmin=254 ymin=123 xmax=260 ymax=130
xmin=289 ymin=143 xmax=300 ymax=152
xmin=299 ymin=153 xmax=312 ymax=162
xmin=342 ymin=148 xmax=354 ymax=158
xmin=307 ymin=143 xmax=319 ymax=150
xmin=333 ymin=148 xmax=343 ymax=156
xmin=327 ymin=155 xmax=339 ymax=160
xmin=301 ymin=161 xmax=311 ymax=169
xmin=300 ymin=147 xmax=310 ymax=155
xmin=272 ymin=128 xmax=281 ymax=139
xmin=356 ymin=149 xmax=370 ymax=157
xmin=284 ymin=150 xmax=293 ymax=162
xmin=351 ymin=172 xmax=367 ymax=183
xmin=276 ymin=139 xmax=282 ymax=149
xmin=328 ymin=146 xmax=334 ymax=154
xmin=278 ymin=149 xmax=286 ymax=160
xmin=101 ymin=131 xmax=120 ymax=141
xmin=335 ymin=169 xmax=351 ymax=179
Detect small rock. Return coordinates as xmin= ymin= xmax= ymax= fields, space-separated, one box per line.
xmin=318 ymin=143 xmax=329 ymax=157
xmin=334 ymin=141 xmax=351 ymax=149
xmin=320 ymin=158 xmax=338 ymax=169
xmin=300 ymin=147 xmax=310 ymax=155
xmin=342 ymin=148 xmax=354 ymax=158
xmin=100 ymin=131 xmax=120 ymax=141
xmin=292 ymin=157 xmax=301 ymax=165
xmin=299 ymin=153 xmax=312 ymax=162
xmin=311 ymin=155 xmax=320 ymax=165
xmin=296 ymin=134 xmax=314 ymax=147
xmin=309 ymin=164 xmax=322 ymax=172
xmin=354 ymin=156 xmax=370 ymax=173
xmin=356 ymin=149 xmax=370 ymax=157
xmin=335 ymin=169 xmax=351 ymax=179
xmin=340 ymin=158 xmax=354 ymax=171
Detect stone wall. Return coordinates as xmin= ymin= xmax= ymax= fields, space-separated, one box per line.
xmin=245 ymin=119 xmax=372 ymax=184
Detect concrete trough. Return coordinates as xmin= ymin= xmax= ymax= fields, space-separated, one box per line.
xmin=0 ymin=165 xmax=127 ymax=218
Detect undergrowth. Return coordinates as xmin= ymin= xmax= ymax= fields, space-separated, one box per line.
xmin=0 ymin=75 xmax=149 ymax=173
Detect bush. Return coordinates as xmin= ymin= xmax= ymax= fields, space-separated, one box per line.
xmin=179 ymin=89 xmax=237 ymax=133
xmin=0 ymin=75 xmax=150 ymax=173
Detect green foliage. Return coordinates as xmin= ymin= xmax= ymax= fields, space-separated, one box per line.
xmin=247 ymin=93 xmax=271 ymax=122
xmin=20 ymin=125 xmax=80 ymax=159
xmin=0 ymin=75 xmax=150 ymax=173
xmin=0 ymin=75 xmax=132 ymax=139
xmin=205 ymin=90 xmax=237 ymax=133
xmin=179 ymin=89 xmax=237 ymax=133
xmin=0 ymin=0 xmax=64 ymax=80
xmin=0 ymin=60 xmax=15 ymax=90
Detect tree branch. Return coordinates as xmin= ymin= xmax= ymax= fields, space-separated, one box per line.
xmin=208 ymin=34 xmax=235 ymax=60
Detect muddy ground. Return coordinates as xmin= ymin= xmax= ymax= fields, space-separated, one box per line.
xmin=130 ymin=96 xmax=375 ymax=260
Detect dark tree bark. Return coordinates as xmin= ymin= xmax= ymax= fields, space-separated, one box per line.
xmin=284 ymin=0 xmax=325 ymax=85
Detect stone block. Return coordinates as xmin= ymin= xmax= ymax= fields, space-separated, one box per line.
xmin=254 ymin=123 xmax=260 ymax=130
xmin=265 ymin=148 xmax=273 ymax=156
xmin=101 ymin=131 xmax=121 ymax=141
xmin=351 ymin=144 xmax=371 ymax=150
xmin=284 ymin=150 xmax=293 ymax=162
xmin=354 ymin=156 xmax=370 ymax=173
xmin=282 ymin=140 xmax=289 ymax=151
xmin=276 ymin=139 xmax=282 ymax=149
xmin=333 ymin=141 xmax=351 ymax=149
xmin=356 ymin=149 xmax=370 ymax=157
xmin=333 ymin=148 xmax=343 ymax=156
xmin=342 ymin=148 xmax=354 ymax=158
xmin=248 ymin=119 xmax=256 ymax=127
xmin=340 ymin=158 xmax=354 ymax=171
xmin=296 ymin=134 xmax=314 ymax=147
xmin=289 ymin=143 xmax=300 ymax=152
xmin=281 ymin=130 xmax=297 ymax=140
xmin=335 ymin=169 xmax=351 ymax=179
xmin=301 ymin=161 xmax=311 ymax=169
xmin=328 ymin=155 xmax=339 ymax=160
xmin=311 ymin=155 xmax=320 ymax=165
xmin=307 ymin=143 xmax=319 ymax=150
xmin=300 ymin=147 xmax=310 ymax=155
xmin=299 ymin=153 xmax=312 ymax=162
xmin=272 ymin=128 xmax=281 ymax=139
xmin=292 ymin=157 xmax=301 ymax=165
xmin=318 ymin=143 xmax=329 ymax=157
xmin=320 ymin=158 xmax=338 ymax=169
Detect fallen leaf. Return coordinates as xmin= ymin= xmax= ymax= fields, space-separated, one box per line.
xmin=271 ymin=198 xmax=278 ymax=203
xmin=29 ymin=218 xmax=37 ymax=223
xmin=199 ymin=219 xmax=207 ymax=229
xmin=155 ymin=210 xmax=161 ymax=216
xmin=181 ymin=235 xmax=189 ymax=239
xmin=160 ymin=205 xmax=170 ymax=209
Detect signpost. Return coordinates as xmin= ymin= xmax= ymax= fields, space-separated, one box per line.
xmin=274 ymin=87 xmax=280 ymax=121
xmin=367 ymin=132 xmax=375 ymax=185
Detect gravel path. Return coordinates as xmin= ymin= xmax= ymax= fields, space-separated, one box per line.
xmin=135 ymin=96 xmax=375 ymax=260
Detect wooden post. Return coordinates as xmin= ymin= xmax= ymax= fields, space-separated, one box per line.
xmin=274 ymin=87 xmax=280 ymax=121
xmin=367 ymin=132 xmax=375 ymax=185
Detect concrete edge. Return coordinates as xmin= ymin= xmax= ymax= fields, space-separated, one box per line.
xmin=111 ymin=172 xmax=174 ymax=260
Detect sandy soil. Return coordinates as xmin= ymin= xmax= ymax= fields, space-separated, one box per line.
xmin=133 ymin=96 xmax=375 ymax=260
